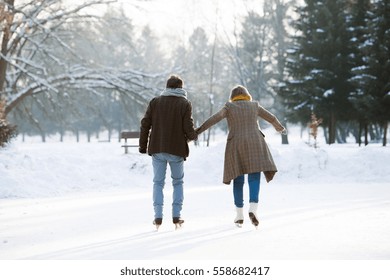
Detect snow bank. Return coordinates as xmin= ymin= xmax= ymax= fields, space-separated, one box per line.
xmin=0 ymin=127 xmax=389 ymax=199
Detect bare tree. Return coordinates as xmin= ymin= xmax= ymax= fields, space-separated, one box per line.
xmin=0 ymin=0 xmax=157 ymax=121
xmin=268 ymin=0 xmax=296 ymax=144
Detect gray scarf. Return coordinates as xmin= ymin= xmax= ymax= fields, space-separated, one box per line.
xmin=160 ymin=88 xmax=187 ymax=99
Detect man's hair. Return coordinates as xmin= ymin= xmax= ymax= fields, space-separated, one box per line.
xmin=166 ymin=75 xmax=183 ymax=88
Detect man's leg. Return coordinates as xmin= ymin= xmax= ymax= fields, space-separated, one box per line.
xmin=152 ymin=153 xmax=167 ymax=220
xmin=168 ymin=154 xmax=184 ymax=219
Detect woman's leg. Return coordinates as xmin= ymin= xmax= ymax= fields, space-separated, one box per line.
xmin=248 ymin=172 xmax=261 ymax=203
xmin=233 ymin=175 xmax=245 ymax=226
xmin=233 ymin=175 xmax=245 ymax=208
xmin=248 ymin=172 xmax=261 ymax=228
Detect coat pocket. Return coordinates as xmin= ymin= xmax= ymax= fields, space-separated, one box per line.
xmin=259 ymin=130 xmax=265 ymax=138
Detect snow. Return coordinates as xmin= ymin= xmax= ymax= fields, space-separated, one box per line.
xmin=323 ymin=88 xmax=334 ymax=97
xmin=0 ymin=126 xmax=390 ymax=261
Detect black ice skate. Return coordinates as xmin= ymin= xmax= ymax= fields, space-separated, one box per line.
xmin=173 ymin=217 xmax=184 ymax=230
xmin=248 ymin=212 xmax=259 ymax=229
xmin=153 ymin=218 xmax=162 ymax=230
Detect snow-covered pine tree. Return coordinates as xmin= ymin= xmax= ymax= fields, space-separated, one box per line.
xmin=238 ymin=10 xmax=273 ymax=102
xmin=348 ymin=0 xmax=372 ymax=146
xmin=184 ymin=27 xmax=212 ymax=124
xmin=280 ymin=0 xmax=354 ymax=144
xmin=365 ymin=0 xmax=390 ymax=146
xmin=269 ymin=0 xmax=296 ymax=144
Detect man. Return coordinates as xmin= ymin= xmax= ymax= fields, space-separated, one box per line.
xmin=139 ymin=75 xmax=197 ymax=230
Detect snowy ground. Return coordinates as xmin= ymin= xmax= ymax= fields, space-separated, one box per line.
xmin=0 ymin=127 xmax=389 ymax=260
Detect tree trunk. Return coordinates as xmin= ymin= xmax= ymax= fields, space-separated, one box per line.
xmin=323 ymin=126 xmax=329 ymax=144
xmin=364 ymin=123 xmax=369 ymax=146
xmin=39 ymin=129 xmax=46 ymax=143
xmin=383 ymin=121 xmax=388 ymax=147
xmin=281 ymin=120 xmax=288 ymax=144
xmin=328 ymin=111 xmax=336 ymax=144
xmin=87 ymin=130 xmax=91 ymax=143
xmin=0 ymin=0 xmax=15 ymax=93
xmin=206 ymin=16 xmax=217 ymax=147
xmin=368 ymin=124 xmax=377 ymax=142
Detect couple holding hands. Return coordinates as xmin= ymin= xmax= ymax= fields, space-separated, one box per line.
xmin=139 ymin=75 xmax=286 ymax=230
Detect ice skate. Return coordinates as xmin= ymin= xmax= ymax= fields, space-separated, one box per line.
xmin=249 ymin=203 xmax=259 ymax=229
xmin=234 ymin=207 xmax=244 ymax=228
xmin=153 ymin=218 xmax=162 ymax=230
xmin=173 ymin=217 xmax=184 ymax=230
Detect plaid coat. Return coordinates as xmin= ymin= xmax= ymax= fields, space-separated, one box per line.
xmin=196 ymin=101 xmax=285 ymax=184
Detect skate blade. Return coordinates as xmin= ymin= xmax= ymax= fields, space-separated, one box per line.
xmin=249 ymin=213 xmax=259 ymax=229
xmin=174 ymin=222 xmax=184 ymax=230
xmin=235 ymin=220 xmax=244 ymax=228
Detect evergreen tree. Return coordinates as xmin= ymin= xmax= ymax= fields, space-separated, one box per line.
xmin=348 ymin=0 xmax=372 ymax=145
xmin=239 ymin=11 xmax=273 ymax=102
xmin=281 ymin=0 xmax=354 ymax=144
xmin=365 ymin=0 xmax=390 ymax=146
xmin=184 ymin=27 xmax=212 ymax=123
xmin=269 ymin=0 xmax=296 ymax=144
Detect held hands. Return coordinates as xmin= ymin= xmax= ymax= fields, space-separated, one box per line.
xmin=280 ymin=128 xmax=287 ymax=135
xmin=276 ymin=125 xmax=287 ymax=135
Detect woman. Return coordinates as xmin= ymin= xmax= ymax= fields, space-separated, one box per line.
xmin=196 ymin=85 xmax=285 ymax=228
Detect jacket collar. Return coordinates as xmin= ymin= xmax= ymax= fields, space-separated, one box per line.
xmin=161 ymin=88 xmax=187 ymax=99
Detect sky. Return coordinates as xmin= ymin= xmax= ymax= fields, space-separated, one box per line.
xmin=118 ymin=0 xmax=262 ymax=43
xmin=64 ymin=0 xmax=269 ymax=52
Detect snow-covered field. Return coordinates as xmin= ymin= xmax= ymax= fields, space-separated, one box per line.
xmin=0 ymin=126 xmax=389 ymax=261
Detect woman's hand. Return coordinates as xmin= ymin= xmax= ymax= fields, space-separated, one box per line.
xmin=280 ymin=128 xmax=287 ymax=135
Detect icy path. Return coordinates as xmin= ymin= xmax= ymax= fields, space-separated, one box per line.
xmin=1 ymin=182 xmax=389 ymax=260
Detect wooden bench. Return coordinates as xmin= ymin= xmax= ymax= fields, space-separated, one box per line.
xmin=120 ymin=131 xmax=140 ymax=154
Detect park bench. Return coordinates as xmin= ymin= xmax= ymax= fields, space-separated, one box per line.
xmin=120 ymin=131 xmax=140 ymax=154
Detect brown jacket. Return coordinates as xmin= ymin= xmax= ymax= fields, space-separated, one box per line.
xmin=139 ymin=93 xmax=197 ymax=159
xmin=196 ymin=101 xmax=285 ymax=184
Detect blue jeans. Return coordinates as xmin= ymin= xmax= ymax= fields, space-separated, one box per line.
xmin=152 ymin=153 xmax=184 ymax=219
xmin=233 ymin=172 xmax=261 ymax=208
